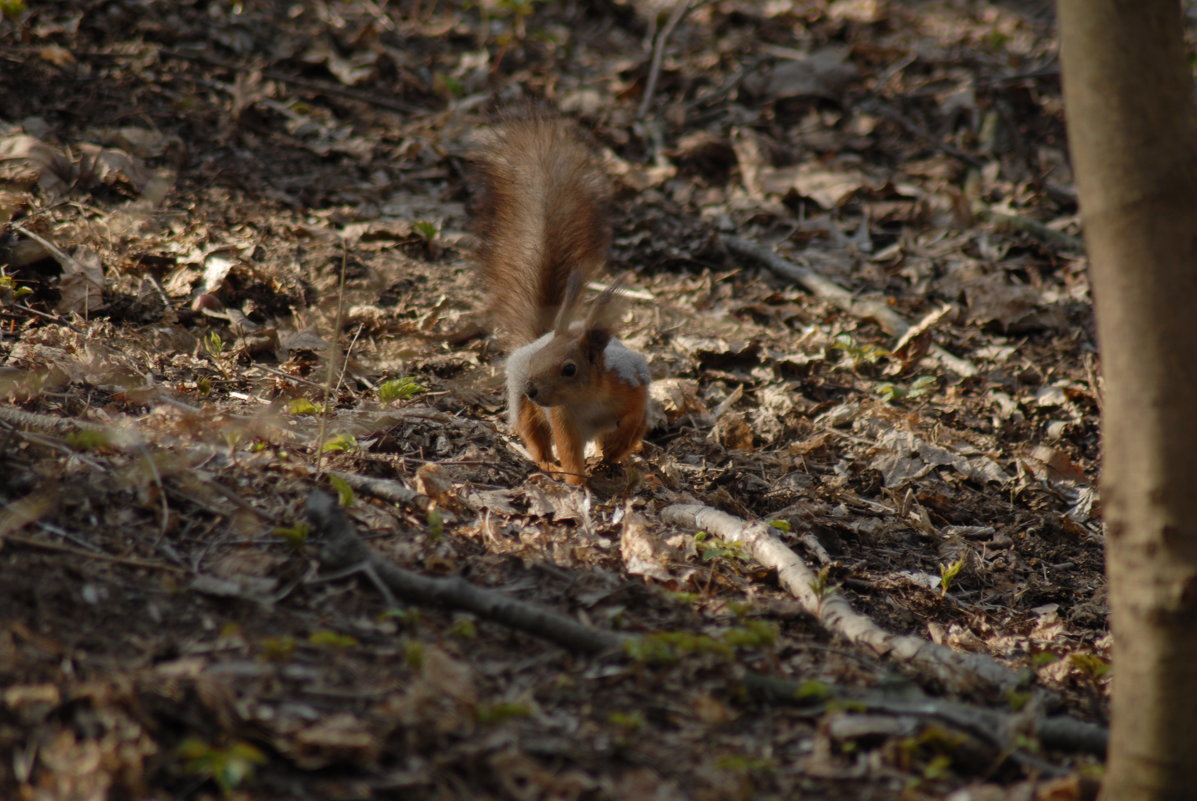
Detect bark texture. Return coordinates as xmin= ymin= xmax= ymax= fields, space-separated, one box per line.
xmin=1057 ymin=2 xmax=1197 ymax=798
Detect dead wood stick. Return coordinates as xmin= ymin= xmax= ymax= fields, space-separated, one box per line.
xmin=743 ymin=673 xmax=1107 ymax=758
xmin=975 ymin=206 xmax=1084 ymax=252
xmin=661 ymin=502 xmax=1027 ymax=699
xmin=158 ymin=47 xmax=424 ymax=116
xmin=724 ymin=234 xmax=909 ymax=335
xmin=723 ymin=234 xmax=978 ymax=377
xmin=326 ymin=470 xmax=430 ymax=512
xmin=3 ymin=532 xmax=188 ymax=573
xmin=305 ymin=491 xmax=629 ymax=655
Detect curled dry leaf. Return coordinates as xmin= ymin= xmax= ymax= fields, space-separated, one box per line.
xmin=620 ymin=510 xmax=673 ymax=583
xmin=751 ymin=46 xmax=859 ymax=100
xmin=0 ymin=134 xmax=74 ymax=195
xmin=55 ymin=248 xmax=107 ymax=315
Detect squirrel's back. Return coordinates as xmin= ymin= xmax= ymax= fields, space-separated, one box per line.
xmin=470 ymin=116 xmax=611 ymax=348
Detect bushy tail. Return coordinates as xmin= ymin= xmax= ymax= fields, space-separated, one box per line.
xmin=470 ymin=115 xmax=611 ymax=348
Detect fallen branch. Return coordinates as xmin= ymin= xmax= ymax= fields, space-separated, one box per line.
xmin=723 ymin=234 xmax=978 ymax=377
xmin=326 ymin=470 xmax=430 ymax=512
xmin=662 ymin=502 xmax=1028 ymax=699
xmin=304 ymin=491 xmax=629 ymax=655
xmin=744 ymin=673 xmax=1107 ymax=760
xmin=975 ymin=206 xmax=1084 ymax=253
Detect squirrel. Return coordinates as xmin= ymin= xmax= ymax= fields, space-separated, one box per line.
xmin=470 ymin=115 xmax=651 ymax=486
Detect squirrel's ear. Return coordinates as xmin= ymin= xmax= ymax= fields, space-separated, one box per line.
xmin=582 ymin=327 xmax=612 ymax=363
xmin=553 ymin=271 xmax=587 ymax=334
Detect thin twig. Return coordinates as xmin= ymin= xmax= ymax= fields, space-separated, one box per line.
xmin=637 ymin=1 xmax=698 ymax=120
xmin=158 ymin=47 xmax=424 ymax=116
xmin=305 ymin=491 xmax=629 ymax=654
xmin=4 ymin=532 xmax=188 ymax=573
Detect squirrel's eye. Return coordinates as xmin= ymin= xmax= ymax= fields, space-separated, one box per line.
xmin=561 ymin=362 xmax=577 ymax=378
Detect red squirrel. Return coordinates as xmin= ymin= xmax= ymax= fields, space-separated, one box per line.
xmin=470 ymin=116 xmax=650 ymax=485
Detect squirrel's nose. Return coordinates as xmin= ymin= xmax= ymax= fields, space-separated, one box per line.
xmin=525 ymin=385 xmax=538 ymax=400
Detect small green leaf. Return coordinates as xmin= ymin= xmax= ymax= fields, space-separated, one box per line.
xmin=321 ymin=433 xmax=358 ymax=453
xmin=66 ymin=429 xmax=111 ymax=451
xmin=426 ymin=508 xmax=444 ymax=542
xmin=176 ymin=737 xmax=265 ymax=793
xmin=403 ymin=638 xmax=424 ymax=669
xmin=260 ymin=636 xmax=297 ymax=662
xmin=202 ymin=331 xmax=224 ymax=357
xmin=476 ymin=701 xmax=532 ymax=725
xmin=0 ymin=0 xmax=27 ymax=20
xmin=328 ymin=473 xmax=355 ymax=506
xmin=288 ymin=398 xmax=320 ymax=415
xmin=273 ymin=523 xmax=309 ymax=547
xmin=379 ymin=377 xmax=427 ymax=403
xmin=308 ymin=629 xmax=358 ymax=649
xmin=411 ymin=220 xmax=439 ymax=241
xmin=607 ymin=710 xmax=645 ymax=730
xmin=793 ymin=680 xmax=831 ymax=703
xmin=939 ymin=556 xmax=966 ymax=595
xmin=449 ymin=616 xmax=477 ymax=640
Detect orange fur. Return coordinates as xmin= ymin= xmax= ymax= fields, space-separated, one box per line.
xmin=471 ymin=114 xmax=649 ymax=485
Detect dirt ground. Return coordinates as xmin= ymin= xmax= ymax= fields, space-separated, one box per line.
xmin=1 ymin=1 xmax=1111 ymax=799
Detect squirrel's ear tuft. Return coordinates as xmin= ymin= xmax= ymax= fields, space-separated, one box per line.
xmin=584 ymin=275 xmax=626 ymax=331
xmin=553 ymin=271 xmax=587 ymax=334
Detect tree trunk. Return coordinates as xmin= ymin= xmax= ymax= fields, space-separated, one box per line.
xmin=1056 ymin=1 xmax=1197 ymax=798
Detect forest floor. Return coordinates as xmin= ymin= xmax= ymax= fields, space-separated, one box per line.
xmin=0 ymin=1 xmax=1111 ymax=799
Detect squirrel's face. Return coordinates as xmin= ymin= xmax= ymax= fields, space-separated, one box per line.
xmin=523 ymin=329 xmax=610 ymax=408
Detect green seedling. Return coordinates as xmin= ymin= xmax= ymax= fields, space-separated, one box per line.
xmin=810 ymin=565 xmax=839 ymax=601
xmin=721 ymin=620 xmax=778 ymax=649
xmin=308 ymin=629 xmax=358 ymax=649
xmin=793 ymin=680 xmax=831 ymax=704
xmin=66 ymin=429 xmax=111 ymax=452
xmin=321 ymin=433 xmax=358 ymax=453
xmin=878 ymin=374 xmax=937 ymax=404
xmin=939 ymin=556 xmax=966 ymax=595
xmin=411 ymin=220 xmax=439 ymax=241
xmin=379 ymin=377 xmax=427 ymax=403
xmin=1006 ymin=688 xmax=1033 ymax=712
xmin=0 ymin=274 xmax=32 ymax=298
xmin=259 ymin=636 xmax=297 ymax=662
xmin=768 ymin=519 xmax=791 ymax=532
xmin=176 ymin=738 xmax=265 ymax=795
xmin=328 ymin=473 xmax=356 ymax=506
xmin=273 ymin=523 xmax=309 ymax=548
xmin=202 ymin=331 xmax=225 ymax=358
xmin=476 ymin=701 xmax=532 ymax=725
xmin=287 ymin=398 xmax=321 ymax=415
xmin=1032 ymin=651 xmax=1060 ymax=668
xmin=833 ymin=333 xmax=888 ymax=369
xmin=607 ymin=710 xmax=645 ymax=732
xmin=381 ymin=608 xmax=422 ymax=629
xmin=449 ymin=616 xmax=477 ymax=640
xmin=426 ymin=508 xmax=444 ymax=543
xmin=1069 ymin=652 xmax=1111 ymax=683
xmin=403 ymin=638 xmax=424 ymax=670
xmin=697 ymin=533 xmax=748 ymax=563
xmin=624 ymin=630 xmax=732 ymax=664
